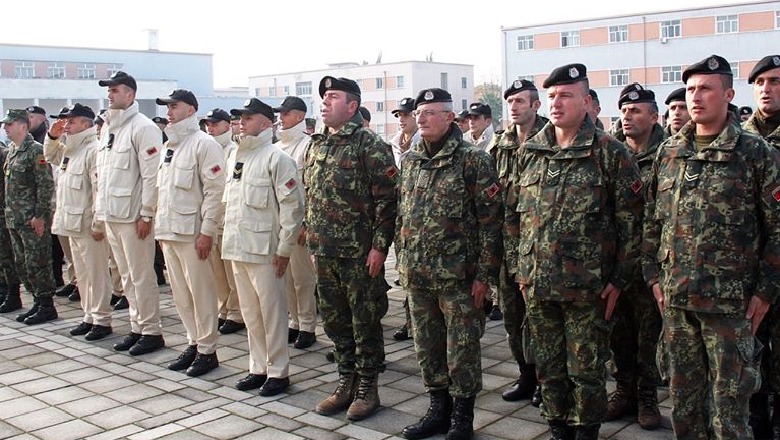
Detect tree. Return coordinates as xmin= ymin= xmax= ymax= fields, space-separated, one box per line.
xmin=474 ymin=82 xmax=503 ymax=130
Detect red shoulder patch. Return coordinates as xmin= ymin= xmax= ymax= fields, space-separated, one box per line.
xmin=146 ymin=147 xmax=158 ymax=156
xmin=285 ymin=178 xmax=296 ymax=189
xmin=630 ymin=179 xmax=643 ymax=195
xmin=210 ymin=165 xmax=221 ymax=174
xmin=485 ymin=182 xmax=500 ymax=199
xmin=773 ymin=186 xmax=780 ymax=202
xmin=386 ymin=166 xmax=398 ymax=178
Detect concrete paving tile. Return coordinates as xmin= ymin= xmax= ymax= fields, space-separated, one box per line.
xmin=119 ymin=369 xmax=159 ymax=382
xmin=35 ymin=384 xmax=94 ymax=405
xmin=146 ymin=377 xmax=187 ymax=392
xmin=173 ymin=386 xmax=220 ymax=403
xmin=179 ymin=376 xmax=220 ymax=391
xmin=84 ymin=405 xmax=151 ymax=430
xmin=84 ymin=424 xmax=145 ymax=440
xmin=256 ymin=400 xmax=308 ymax=418
xmin=0 ymin=387 xmax=24 ymax=403
xmin=0 ymin=369 xmax=47 ymax=385
xmin=127 ymin=423 xmax=186 ymax=440
xmin=336 ymin=423 xmax=391 ymax=440
xmin=136 ymin=409 xmax=189 ymax=429
xmin=5 ymin=406 xmax=73 ymax=431
xmin=152 ymin=368 xmax=190 ymax=382
xmin=13 ymin=351 xmax=66 ymax=369
xmin=32 ymin=419 xmax=102 ymax=440
xmin=234 ymin=427 xmax=304 ymax=440
xmin=79 ymin=375 xmax=137 ymax=394
xmin=0 ymin=345 xmax=46 ymax=361
xmin=255 ymin=413 xmax=304 ymax=432
xmin=0 ymin=396 xmax=48 ymax=418
xmin=59 ymin=394 xmax=123 ymax=418
xmin=104 ymin=383 xmax=165 ymax=404
xmin=0 ymin=421 xmax=22 ymax=439
xmin=291 ymin=426 xmax=348 ymax=440
xmin=349 ymin=407 xmax=416 ymax=436
xmin=155 ymin=430 xmax=213 ymax=440
xmin=0 ymin=361 xmax=23 ymax=376
xmin=177 ymin=408 xmax=230 ymax=427
xmin=181 ymin=397 xmax=233 ymax=415
xmin=220 ymin=401 xmax=269 ymax=419
xmin=209 ymin=384 xmax=255 ymax=401
xmin=191 ymin=415 xmax=263 ymax=439
xmin=11 ymin=376 xmax=70 ymax=395
xmin=16 ymin=334 xmax=46 ymax=344
xmin=133 ymin=393 xmax=196 ymax=415
xmin=33 ymin=358 xmax=88 ymax=375
xmin=57 ymin=367 xmax=112 ymax=385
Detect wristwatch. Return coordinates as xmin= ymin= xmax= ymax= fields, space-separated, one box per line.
xmin=141 ymin=216 xmax=152 ymax=223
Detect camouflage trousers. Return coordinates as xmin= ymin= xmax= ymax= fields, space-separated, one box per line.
xmin=609 ymin=278 xmax=662 ymax=388
xmin=527 ymin=296 xmax=610 ymax=426
xmin=498 ymin=262 xmax=533 ymax=368
xmin=316 ymin=256 xmax=389 ymax=376
xmin=8 ymin=226 xmax=54 ymax=298
xmin=408 ymin=280 xmax=485 ymax=397
xmin=756 ymin=303 xmax=780 ymax=393
xmin=664 ymin=307 xmax=760 ymax=440
xmin=0 ymin=222 xmax=19 ymax=287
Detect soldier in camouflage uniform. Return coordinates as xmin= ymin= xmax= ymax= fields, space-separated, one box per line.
xmin=491 ymin=79 xmax=548 ymax=404
xmin=664 ymin=87 xmax=690 ymax=137
xmin=1 ymin=109 xmax=58 ymax=325
xmin=305 ymin=76 xmax=397 ymax=421
xmin=509 ymin=64 xmax=644 ymax=440
xmin=397 ymin=88 xmax=502 ymax=440
xmin=742 ymin=54 xmax=780 ymax=439
xmin=605 ymin=83 xmax=665 ymax=430
xmin=643 ymin=54 xmax=780 ymax=440
xmin=0 ymin=139 xmax=21 ymax=313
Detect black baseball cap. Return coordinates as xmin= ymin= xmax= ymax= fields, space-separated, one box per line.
xmin=156 ymin=89 xmax=199 ymax=111
xmin=468 ymin=102 xmax=492 ymax=118
xmin=202 ymin=108 xmax=231 ymax=123
xmin=98 ymin=71 xmax=137 ymax=91
xmin=392 ymin=97 xmax=415 ymax=116
xmin=151 ymin=116 xmax=169 ymax=125
xmin=273 ymin=96 xmax=307 ymax=113
xmin=230 ymin=98 xmax=274 ymax=121
xmin=60 ymin=103 xmax=96 ymax=120
xmin=26 ymin=105 xmax=46 ymax=116
xmin=51 ymin=106 xmax=70 ymax=119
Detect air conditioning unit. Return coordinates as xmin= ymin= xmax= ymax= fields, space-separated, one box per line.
xmin=660 ymin=37 xmax=669 ymax=44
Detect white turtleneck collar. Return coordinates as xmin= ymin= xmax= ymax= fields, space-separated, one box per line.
xmin=164 ymin=113 xmax=200 ymax=146
xmin=278 ymin=120 xmax=307 ymax=144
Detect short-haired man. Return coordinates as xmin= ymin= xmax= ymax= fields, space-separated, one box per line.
xmin=272 ymin=96 xmax=317 ymax=349
xmin=155 ymin=89 xmax=226 ymax=376
xmin=455 ymin=110 xmax=470 ymax=134
xmin=358 ymin=106 xmax=372 ymax=129
xmin=644 ymin=54 xmax=780 ymax=438
xmin=307 ymin=76 xmax=397 ymax=421
xmin=588 ymin=89 xmax=605 ymax=130
xmin=492 ymin=79 xmax=548 ymax=404
xmin=740 ymin=106 xmax=753 ymax=122
xmin=224 ymin=98 xmax=304 ymax=396
xmin=398 ymin=88 xmax=503 ymax=440
xmin=664 ymin=87 xmax=690 ymax=137
xmin=1 ymin=109 xmax=58 ymax=325
xmin=510 ymin=64 xmax=643 ymax=439
xmin=465 ymin=103 xmax=494 ymax=151
xmin=201 ymin=108 xmax=244 ymax=335
xmin=606 ymin=84 xmax=665 ymax=430
xmin=742 ymin=54 xmax=780 ymax=437
xmin=45 ymin=104 xmax=113 ymax=340
xmin=97 ymin=71 xmax=165 ymax=355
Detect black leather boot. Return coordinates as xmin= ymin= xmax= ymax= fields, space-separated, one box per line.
xmin=445 ymin=395 xmax=475 ymax=440
xmin=402 ymin=389 xmax=452 ymax=439
xmin=15 ymin=297 xmax=39 ymax=322
xmin=751 ymin=393 xmax=772 ymax=440
xmin=24 ymin=296 xmax=58 ymax=325
xmin=0 ymin=284 xmax=21 ymax=313
xmin=548 ymin=420 xmax=574 ymax=440
xmin=574 ymin=424 xmax=600 ymax=440
xmin=771 ymin=393 xmax=780 ymax=440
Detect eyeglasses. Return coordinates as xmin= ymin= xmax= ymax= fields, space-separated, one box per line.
xmin=413 ymin=110 xmax=451 ymax=118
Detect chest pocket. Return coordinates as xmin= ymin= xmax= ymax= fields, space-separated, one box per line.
xmin=654 ymin=177 xmax=675 ymax=221
xmin=244 ymin=176 xmax=271 ymax=209
xmin=111 ymin=142 xmax=132 ymax=170
xmin=66 ymin=160 xmax=85 ymax=190
xmin=174 ymin=163 xmax=195 ymax=190
xmin=699 ymin=165 xmax=746 ymax=225
xmin=516 ymin=172 xmax=540 ymax=213
xmin=564 ymin=163 xmax=603 ymax=213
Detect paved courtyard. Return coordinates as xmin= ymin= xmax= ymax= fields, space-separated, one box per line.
xmin=0 ymin=252 xmax=673 ymax=439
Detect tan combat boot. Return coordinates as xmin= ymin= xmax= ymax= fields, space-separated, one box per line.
xmin=315 ymin=373 xmax=357 ymax=415
xmin=604 ymin=381 xmax=636 ymax=421
xmin=346 ymin=374 xmax=380 ymax=421
xmin=637 ymin=386 xmax=662 ymax=430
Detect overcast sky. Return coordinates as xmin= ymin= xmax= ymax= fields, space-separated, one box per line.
xmin=4 ymin=0 xmax=749 ymax=88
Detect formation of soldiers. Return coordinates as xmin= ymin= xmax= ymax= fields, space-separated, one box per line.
xmin=0 ymin=52 xmax=779 ymax=440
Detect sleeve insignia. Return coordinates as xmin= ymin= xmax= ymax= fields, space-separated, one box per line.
xmin=285 ymin=178 xmax=296 ymax=189
xmin=773 ymin=186 xmax=780 ymax=202
xmin=386 ymin=166 xmax=398 ymax=178
xmin=146 ymin=147 xmax=158 ymax=156
xmin=36 ymin=154 xmax=47 ymax=165
xmin=210 ymin=165 xmax=221 ymax=174
xmin=630 ymin=179 xmax=643 ymax=195
xmin=485 ymin=182 xmax=500 ymax=199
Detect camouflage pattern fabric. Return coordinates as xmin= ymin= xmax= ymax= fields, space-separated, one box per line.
xmin=643 ymin=119 xmax=780 ymax=438
xmin=664 ymin=307 xmax=760 ymax=439
xmin=510 ymin=115 xmax=643 ymax=426
xmin=0 ymin=146 xmax=19 ymax=287
xmin=396 ymin=124 xmax=502 ymax=398
xmin=316 ymin=256 xmax=389 ymax=376
xmin=4 ymin=134 xmax=55 ymax=298
xmin=303 ymin=112 xmax=397 ymax=259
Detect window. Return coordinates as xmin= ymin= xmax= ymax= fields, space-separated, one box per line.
xmin=375 ymin=124 xmax=385 ymax=138
xmin=375 ymin=77 xmax=383 ymax=89
xmin=440 ymin=72 xmax=448 ymax=89
xmin=254 ymin=88 xmax=261 ymax=97
xmin=268 ymin=86 xmax=276 ymax=97
xmin=461 ymin=99 xmax=467 ymax=110
xmin=561 ymin=30 xmax=580 ymax=47
xmin=661 ymin=66 xmax=682 ymax=83
xmin=730 ymin=62 xmax=739 ymax=78
xmin=76 ymin=63 xmax=96 ymax=79
xmin=610 ymin=69 xmax=629 ymax=86
xmin=776 ymin=11 xmax=780 ymax=28
xmin=47 ymin=62 xmax=66 ymax=79
xmin=14 ymin=61 xmax=34 ymax=79
xmin=106 ymin=64 xmax=122 ymax=77
xmin=295 ymin=81 xmax=312 ymax=96
xmin=376 ymin=102 xmax=384 ymax=112
xmin=396 ymin=76 xmax=404 ymax=88
xmin=609 ymin=25 xmax=628 ymax=43
xmin=284 ymin=85 xmax=290 ymax=95
xmin=716 ymin=15 xmax=738 ymax=34
xmin=461 ymin=77 xmax=468 ymax=89
xmin=660 ymin=20 xmax=681 ymax=39
xmin=516 ymin=35 xmax=534 ymax=51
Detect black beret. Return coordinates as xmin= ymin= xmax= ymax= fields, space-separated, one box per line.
xmin=358 ymin=106 xmax=371 ymax=122
xmin=504 ymin=79 xmax=537 ymax=99
xmin=273 ymin=96 xmax=307 ymax=113
xmin=60 ymin=103 xmax=96 ymax=120
xmin=151 ymin=116 xmax=169 ymax=125
xmin=468 ymin=102 xmax=492 ymax=118
xmin=414 ymin=88 xmax=452 ymax=109
xmin=682 ymin=55 xmax=732 ymax=83
xmin=588 ymin=89 xmax=599 ymax=101
xmin=739 ymin=106 xmax=753 ymax=116
xmin=455 ymin=109 xmax=469 ymax=121
xmin=543 ymin=63 xmax=587 ymax=88
xmin=319 ymin=76 xmax=361 ymax=100
xmin=392 ymin=97 xmax=415 ymax=116
xmin=748 ymin=55 xmax=780 ymax=84
xmin=202 ymin=108 xmax=231 ymax=123
xmin=156 ymin=89 xmax=198 ymax=111
xmin=26 ymin=105 xmax=46 ymax=116
xmin=664 ymin=87 xmax=686 ymax=105
xmin=98 ymin=71 xmax=137 ymax=91
xmin=617 ymin=83 xmax=656 ymax=109
xmin=51 ymin=106 xmax=70 ymax=119
xmin=230 ymin=98 xmax=274 ymax=121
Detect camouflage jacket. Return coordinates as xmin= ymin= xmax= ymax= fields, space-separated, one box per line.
xmin=0 ymin=145 xmax=7 ymax=219
xmin=4 ymin=134 xmax=54 ymax=228
xmin=304 ymin=112 xmax=398 ymax=258
xmin=613 ymin=123 xmax=666 ymax=193
xmin=493 ymin=114 xmax=549 ymax=265
xmin=397 ymin=124 xmax=503 ymax=287
xmin=510 ymin=116 xmax=644 ymax=301
xmin=642 ymin=120 xmax=780 ymax=314
xmin=743 ymin=113 xmax=780 ymax=149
